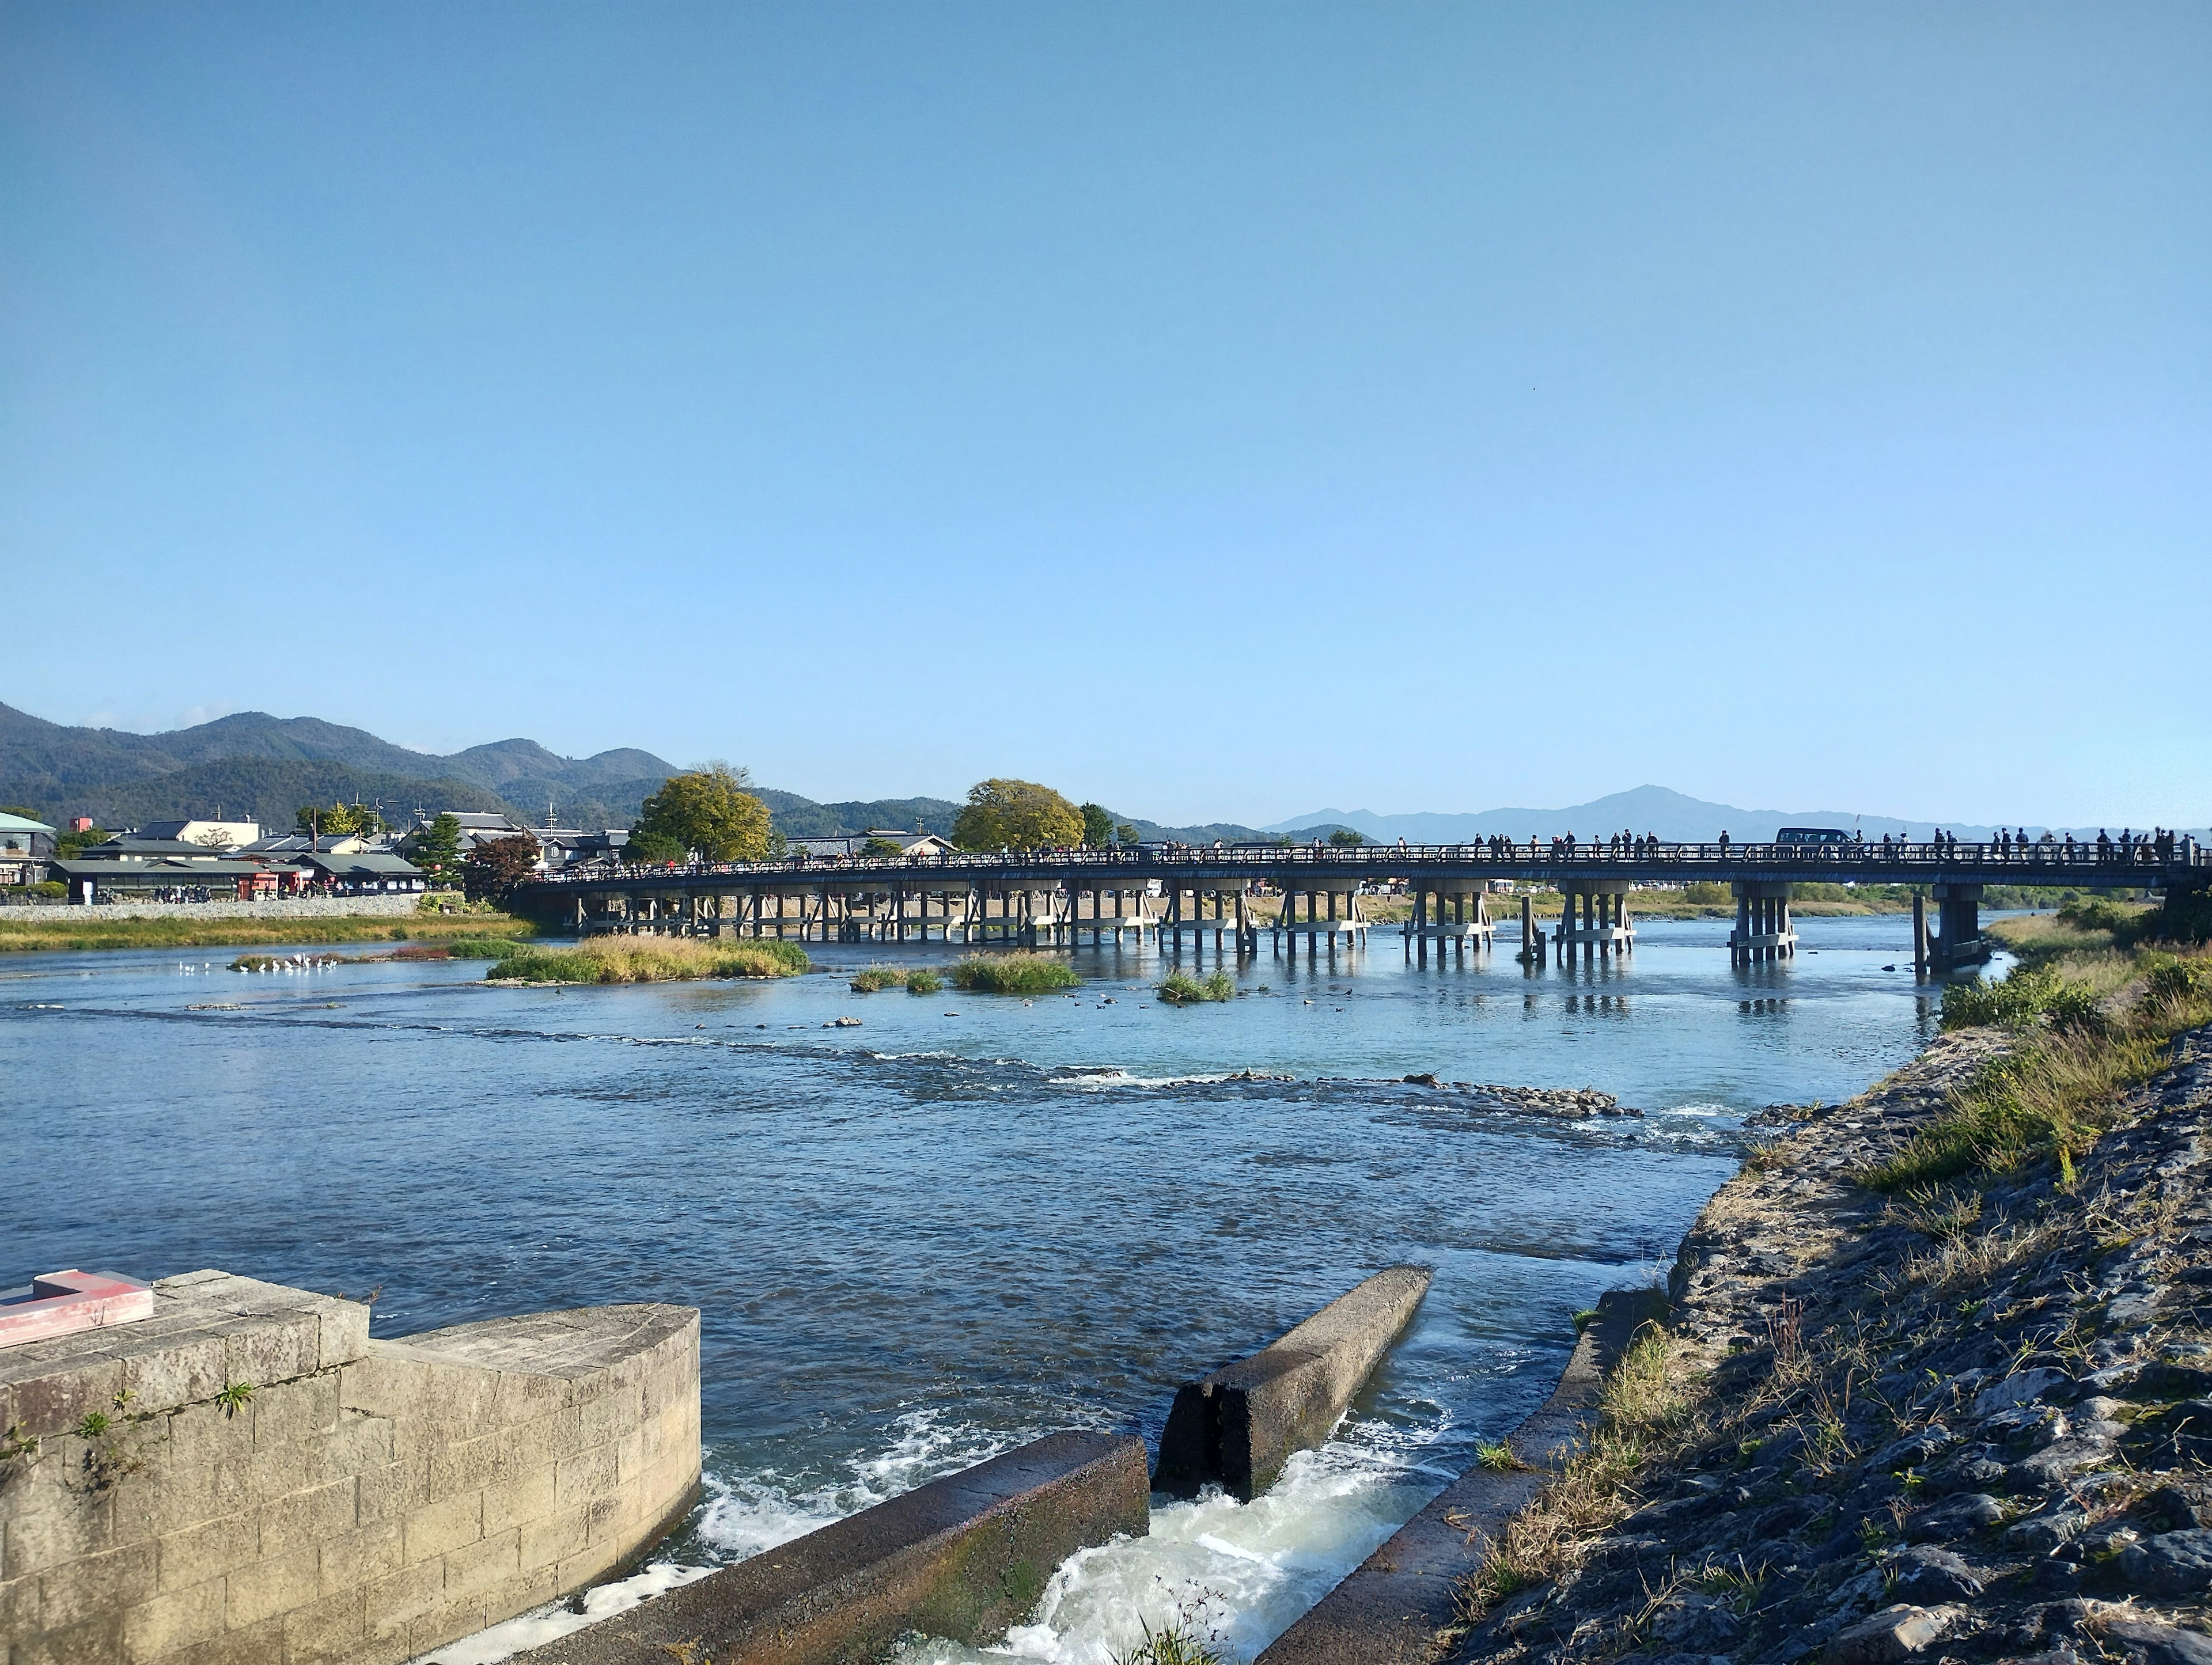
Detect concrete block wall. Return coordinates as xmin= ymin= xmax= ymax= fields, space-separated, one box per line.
xmin=0 ymin=1271 xmax=699 ymax=1665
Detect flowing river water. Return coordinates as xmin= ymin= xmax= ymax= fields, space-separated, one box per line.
xmin=1 ymin=913 xmax=1974 ymax=1663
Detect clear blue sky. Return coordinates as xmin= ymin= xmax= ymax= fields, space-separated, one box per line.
xmin=4 ymin=5 xmax=2206 ymax=826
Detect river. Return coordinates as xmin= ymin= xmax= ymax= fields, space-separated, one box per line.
xmin=1 ymin=913 xmax=1960 ymax=1663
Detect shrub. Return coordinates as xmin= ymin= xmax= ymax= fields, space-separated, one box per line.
xmin=2056 ymin=896 xmax=2151 ymax=943
xmin=1940 ymin=967 xmax=2102 ymax=1033
xmin=1683 ymin=882 xmax=1733 ymax=905
xmin=905 ymin=969 xmax=944 ymax=995
xmin=849 ymin=967 xmax=902 ymax=992
xmin=1158 ymin=970 xmax=1234 ymax=1004
xmin=489 ymin=938 xmax=809 ymax=983
xmin=948 ymin=953 xmax=1081 ymax=993
xmin=442 ymin=937 xmax=520 ymax=959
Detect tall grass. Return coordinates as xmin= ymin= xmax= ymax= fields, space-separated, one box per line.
xmin=1868 ymin=946 xmax=2212 ymax=1192
xmin=849 ymin=966 xmax=902 ymax=992
xmin=906 ymin=969 xmax=944 ymax=995
xmin=489 ymin=937 xmax=809 ymax=983
xmin=948 ymin=953 xmax=1080 ymax=993
xmin=1158 ymin=970 xmax=1234 ymax=1004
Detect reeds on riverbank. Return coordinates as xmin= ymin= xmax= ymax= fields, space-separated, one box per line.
xmin=488 ymin=937 xmax=810 ymax=984
xmin=948 ymin=952 xmax=1080 ymax=993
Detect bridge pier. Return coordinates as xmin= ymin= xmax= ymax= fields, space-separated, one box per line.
xmin=1271 ymin=888 xmax=1366 ymax=959
xmin=1556 ymin=881 xmax=1633 ymax=964
xmin=1404 ymin=886 xmax=1495 ymax=963
xmin=1927 ymin=883 xmax=1990 ymax=973
xmin=1729 ymin=882 xmax=1797 ymax=966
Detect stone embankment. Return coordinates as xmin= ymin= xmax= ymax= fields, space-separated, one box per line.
xmin=0 ymin=1272 xmax=698 ymax=1665
xmin=1446 ymin=1023 xmax=2212 ymax=1665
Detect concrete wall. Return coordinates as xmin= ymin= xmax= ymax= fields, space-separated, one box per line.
xmin=504 ymin=1431 xmax=1150 ymax=1665
xmin=1154 ymin=1266 xmax=1432 ymax=1501
xmin=0 ymin=1271 xmax=699 ymax=1665
xmin=1253 ymin=1286 xmax=1662 ymax=1665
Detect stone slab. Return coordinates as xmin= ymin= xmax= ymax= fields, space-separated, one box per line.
xmin=502 ymin=1431 xmax=1149 ymax=1665
xmin=1252 ymin=1286 xmax=1662 ymax=1665
xmin=1154 ymin=1266 xmax=1431 ymax=1502
xmin=0 ymin=1270 xmax=155 ymax=1348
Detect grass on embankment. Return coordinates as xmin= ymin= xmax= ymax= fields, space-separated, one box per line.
xmin=948 ymin=952 xmax=1081 ymax=994
xmin=1861 ymin=918 xmax=2211 ymax=1193
xmin=0 ymin=911 xmax=537 ymax=954
xmin=487 ymin=938 xmax=810 ymax=984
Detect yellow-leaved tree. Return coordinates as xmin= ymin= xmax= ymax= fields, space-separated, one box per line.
xmin=630 ymin=764 xmax=774 ymax=862
xmin=950 ymin=779 xmax=1084 ymax=851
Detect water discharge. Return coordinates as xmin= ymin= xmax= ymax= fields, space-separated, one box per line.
xmin=0 ymin=914 xmax=1967 ymax=1662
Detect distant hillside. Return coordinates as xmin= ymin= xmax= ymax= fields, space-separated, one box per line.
xmin=44 ymin=760 xmax=515 ymax=832
xmin=0 ymin=701 xmax=681 ymax=826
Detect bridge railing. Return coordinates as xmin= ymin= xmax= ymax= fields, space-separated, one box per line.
xmin=528 ymin=833 xmax=2203 ymax=887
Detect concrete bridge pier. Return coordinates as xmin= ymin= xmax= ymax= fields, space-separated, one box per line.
xmin=1555 ymin=881 xmax=1633 ymax=964
xmin=1730 ymin=882 xmax=1797 ymax=966
xmin=1927 ymin=882 xmax=1990 ymax=973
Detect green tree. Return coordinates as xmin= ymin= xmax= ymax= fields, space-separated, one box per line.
xmin=862 ymin=836 xmax=905 ymax=858
xmin=296 ymin=802 xmax=381 ymax=839
xmin=1079 ymin=803 xmax=1115 ymax=847
xmin=1327 ymin=827 xmax=1367 ymax=847
xmin=462 ymin=833 xmax=541 ymax=902
xmin=410 ymin=814 xmax=464 ymax=888
xmin=950 ymin=779 xmax=1085 ymax=851
xmin=1116 ymin=822 xmax=1137 ymax=844
xmin=55 ymin=825 xmax=109 ymax=859
xmin=631 ymin=764 xmax=773 ymax=862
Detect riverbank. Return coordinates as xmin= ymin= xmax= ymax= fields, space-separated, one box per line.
xmin=1438 ymin=937 xmax=2212 ymax=1665
xmin=0 ymin=907 xmax=536 ymax=953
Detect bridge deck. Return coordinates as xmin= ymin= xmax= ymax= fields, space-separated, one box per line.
xmin=517 ymin=837 xmax=2205 ymax=904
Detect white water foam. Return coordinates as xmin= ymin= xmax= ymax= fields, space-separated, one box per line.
xmin=891 ymin=1442 xmax=1431 ymax=1665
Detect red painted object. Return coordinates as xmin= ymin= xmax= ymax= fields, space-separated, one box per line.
xmin=0 ymin=1269 xmax=156 ymax=1347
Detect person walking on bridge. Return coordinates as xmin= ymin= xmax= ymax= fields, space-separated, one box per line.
xmin=1718 ymin=830 xmax=1730 ymax=856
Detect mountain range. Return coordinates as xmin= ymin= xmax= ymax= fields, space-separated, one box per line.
xmin=0 ymin=703 xmax=1270 ymax=844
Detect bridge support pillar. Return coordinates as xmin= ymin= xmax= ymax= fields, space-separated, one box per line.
xmin=1928 ymin=883 xmax=1989 ymax=973
xmin=1729 ymin=882 xmax=1797 ymax=966
xmin=1555 ymin=881 xmax=1633 ymax=964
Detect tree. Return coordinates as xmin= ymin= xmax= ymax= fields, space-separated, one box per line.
xmin=861 ymin=836 xmax=905 ymax=858
xmin=631 ymin=764 xmax=773 ymax=862
xmin=1079 ymin=803 xmax=1115 ymax=847
xmin=410 ymin=814 xmax=464 ymax=888
xmin=1116 ymin=821 xmax=1137 ymax=845
xmin=462 ymin=833 xmax=540 ymax=902
xmin=189 ymin=826 xmax=237 ymax=849
xmin=1327 ymin=827 xmax=1367 ymax=848
xmin=951 ymin=779 xmax=1085 ymax=851
xmin=296 ymin=801 xmax=381 ymax=839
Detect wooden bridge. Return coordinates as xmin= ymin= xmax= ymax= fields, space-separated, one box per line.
xmin=510 ymin=835 xmax=2206 ymax=974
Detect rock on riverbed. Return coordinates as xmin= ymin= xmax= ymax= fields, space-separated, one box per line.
xmin=1446 ymin=1024 xmax=2212 ymax=1665
xmin=1400 ymin=1075 xmax=1639 ymax=1117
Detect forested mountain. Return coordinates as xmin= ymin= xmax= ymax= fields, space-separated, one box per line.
xmin=0 ymin=700 xmax=1268 ymax=844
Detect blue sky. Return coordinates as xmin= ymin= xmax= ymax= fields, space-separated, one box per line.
xmin=4 ymin=5 xmax=2206 ymax=826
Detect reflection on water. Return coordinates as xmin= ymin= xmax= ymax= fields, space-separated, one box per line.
xmin=1 ymin=914 xmax=1951 ymax=1661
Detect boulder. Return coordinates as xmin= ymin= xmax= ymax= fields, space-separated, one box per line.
xmin=2116 ymin=1528 xmax=2212 ymax=1596
xmin=1824 ymin=1603 xmax=1956 ymax=1665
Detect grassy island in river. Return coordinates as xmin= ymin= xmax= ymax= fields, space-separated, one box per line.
xmin=487 ymin=938 xmax=810 ymax=983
